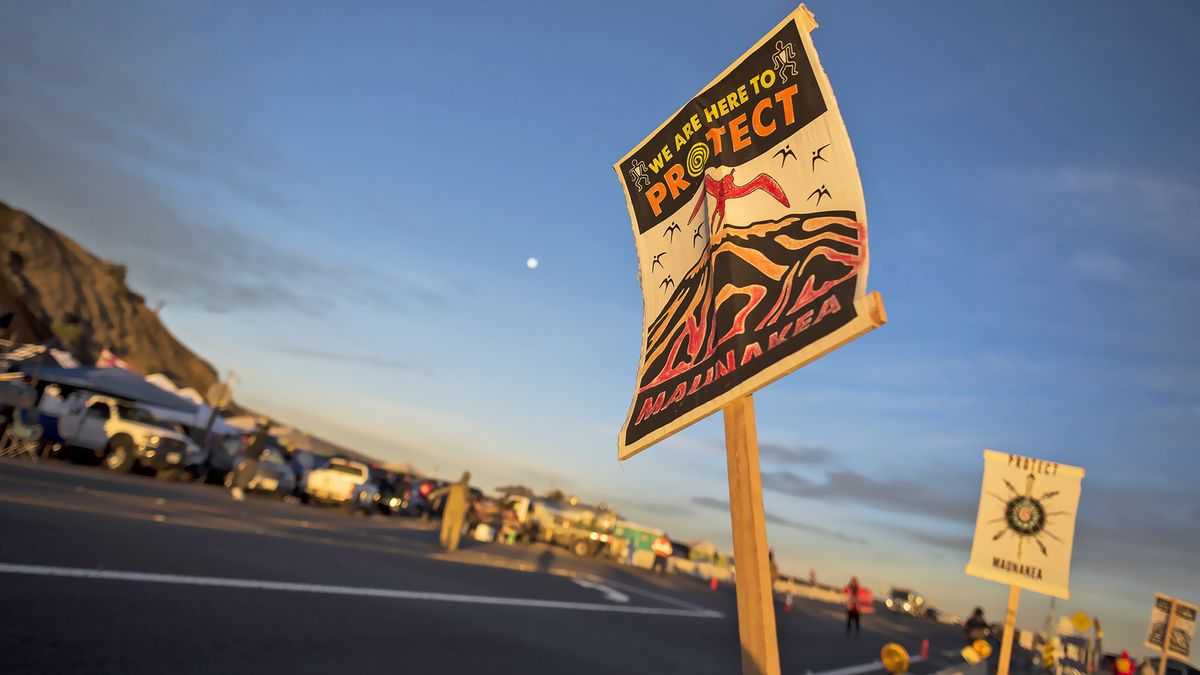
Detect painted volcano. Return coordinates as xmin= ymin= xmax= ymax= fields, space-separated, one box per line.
xmin=639 ymin=211 xmax=865 ymax=391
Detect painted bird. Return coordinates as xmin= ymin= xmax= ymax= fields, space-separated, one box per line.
xmin=686 ymin=169 xmax=790 ymax=236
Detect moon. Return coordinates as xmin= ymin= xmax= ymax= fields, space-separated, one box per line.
xmin=526 ymin=257 xmax=539 ymax=270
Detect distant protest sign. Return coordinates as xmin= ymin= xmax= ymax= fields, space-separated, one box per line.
xmin=1145 ymin=594 xmax=1197 ymax=661
xmin=614 ymin=6 xmax=883 ymax=459
xmin=965 ymin=450 xmax=1084 ymax=599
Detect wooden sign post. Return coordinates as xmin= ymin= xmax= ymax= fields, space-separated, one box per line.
xmin=1158 ymin=603 xmax=1176 ymax=675
xmin=724 ymin=394 xmax=779 ymax=675
xmin=996 ymin=585 xmax=1021 ymax=675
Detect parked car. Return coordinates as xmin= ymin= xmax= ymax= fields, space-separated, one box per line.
xmin=57 ymin=394 xmax=205 ymax=476
xmin=222 ymin=445 xmax=297 ymax=498
xmin=397 ymin=476 xmax=446 ymax=518
xmin=379 ymin=472 xmax=412 ymax=515
xmin=367 ymin=467 xmax=399 ymax=515
xmin=303 ymin=457 xmax=377 ymax=513
xmin=527 ymin=498 xmax=619 ymax=558
xmin=203 ymin=435 xmax=244 ymax=484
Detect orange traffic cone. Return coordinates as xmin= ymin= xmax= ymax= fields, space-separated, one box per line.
xmin=784 ymin=595 xmax=793 ymax=613
xmin=920 ymin=639 xmax=929 ymax=660
xmin=710 ymin=576 xmax=718 ymax=591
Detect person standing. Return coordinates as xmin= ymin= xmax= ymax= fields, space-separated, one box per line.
xmin=624 ymin=536 xmax=638 ymax=566
xmin=965 ymin=607 xmax=991 ymax=645
xmin=651 ymin=533 xmax=673 ymax=573
xmin=844 ymin=576 xmax=863 ymax=636
xmin=1113 ymin=651 xmax=1135 ymax=675
xmin=427 ymin=471 xmax=471 ymax=552
xmin=231 ymin=419 xmax=271 ymax=502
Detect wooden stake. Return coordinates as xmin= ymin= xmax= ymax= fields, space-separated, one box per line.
xmin=724 ymin=394 xmax=780 ymax=675
xmin=997 ymin=585 xmax=1021 ymax=675
xmin=1158 ymin=599 xmax=1176 ymax=675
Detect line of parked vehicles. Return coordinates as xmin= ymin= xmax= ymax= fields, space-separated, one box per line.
xmin=11 ymin=392 xmax=640 ymax=556
xmin=4 ymin=383 xmax=726 ymax=572
xmin=6 ymin=389 xmax=670 ymax=561
xmin=0 ymin=384 xmax=462 ymax=521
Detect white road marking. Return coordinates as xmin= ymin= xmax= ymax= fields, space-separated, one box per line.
xmin=571 ymin=578 xmax=630 ymax=603
xmin=592 ymin=574 xmax=713 ymax=612
xmin=803 ymin=656 xmax=925 ymax=675
xmin=0 ymin=563 xmax=724 ymax=619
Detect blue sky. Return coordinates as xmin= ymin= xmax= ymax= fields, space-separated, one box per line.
xmin=1 ymin=0 xmax=1197 ymax=654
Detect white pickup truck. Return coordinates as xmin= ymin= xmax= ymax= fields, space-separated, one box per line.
xmin=303 ymin=457 xmax=378 ymax=513
xmin=58 ymin=394 xmax=204 ymax=475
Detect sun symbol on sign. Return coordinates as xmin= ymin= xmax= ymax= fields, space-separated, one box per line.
xmin=987 ymin=474 xmax=1072 ymax=559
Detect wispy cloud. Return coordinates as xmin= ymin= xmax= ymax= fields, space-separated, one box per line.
xmin=693 ymin=438 xmax=833 ymax=466
xmin=760 ymin=469 xmax=977 ymax=524
xmin=617 ymin=497 xmax=694 ymax=518
xmin=870 ymin=521 xmax=972 ymax=553
xmin=1033 ymin=167 xmax=1200 ymax=232
xmin=758 ymin=443 xmax=832 ymax=466
xmin=1067 ymin=250 xmax=1128 ymax=283
xmin=998 ymin=165 xmax=1200 ymax=257
xmin=278 ymin=347 xmax=434 ymax=375
xmin=691 ymin=496 xmax=867 ymax=544
xmin=0 ymin=29 xmax=446 ymax=317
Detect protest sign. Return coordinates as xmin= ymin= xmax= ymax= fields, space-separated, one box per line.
xmin=1145 ymin=594 xmax=1196 ymax=668
xmin=966 ymin=450 xmax=1084 ymax=599
xmin=965 ymin=450 xmax=1084 ymax=675
xmin=614 ymin=5 xmax=884 ymax=460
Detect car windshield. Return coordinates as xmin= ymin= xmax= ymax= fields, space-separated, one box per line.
xmin=116 ymin=404 xmax=178 ymax=431
xmin=891 ymin=590 xmax=911 ymax=600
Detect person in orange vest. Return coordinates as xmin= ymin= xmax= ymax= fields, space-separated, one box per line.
xmin=651 ymin=533 xmax=673 ymax=573
xmin=1114 ymin=651 xmax=1134 ymax=675
xmin=844 ymin=576 xmax=864 ymax=636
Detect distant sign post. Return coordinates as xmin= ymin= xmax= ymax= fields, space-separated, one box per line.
xmin=1145 ymin=594 xmax=1197 ymax=675
xmin=206 ymin=382 xmax=232 ymax=410
xmin=965 ymin=450 xmax=1085 ymax=675
xmin=613 ymin=5 xmax=885 ymax=674
xmin=201 ymin=379 xmax=233 ymax=451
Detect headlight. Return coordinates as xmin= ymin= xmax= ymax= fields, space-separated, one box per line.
xmin=886 ymin=599 xmax=894 ymax=607
xmin=148 ymin=435 xmax=160 ymax=447
xmin=388 ymin=497 xmax=400 ymax=509
xmin=903 ymin=602 xmax=911 ymax=612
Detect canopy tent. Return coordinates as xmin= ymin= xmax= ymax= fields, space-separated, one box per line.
xmin=144 ymin=373 xmax=204 ymax=405
xmin=687 ymin=540 xmax=721 ymax=558
xmin=0 ymin=341 xmax=80 ymax=369
xmin=143 ymin=373 xmax=237 ymax=434
xmin=19 ymin=364 xmax=199 ymax=413
xmin=140 ymin=402 xmax=240 ymax=436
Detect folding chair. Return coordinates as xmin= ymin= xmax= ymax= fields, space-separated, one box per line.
xmin=0 ymin=408 xmax=43 ymax=461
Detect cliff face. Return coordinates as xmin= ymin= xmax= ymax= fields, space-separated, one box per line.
xmin=0 ymin=200 xmax=217 ymax=392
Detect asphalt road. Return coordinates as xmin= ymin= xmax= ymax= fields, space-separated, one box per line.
xmin=0 ymin=459 xmax=978 ymax=674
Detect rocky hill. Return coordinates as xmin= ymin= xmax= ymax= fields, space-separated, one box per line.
xmin=0 ymin=200 xmax=218 ymax=392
